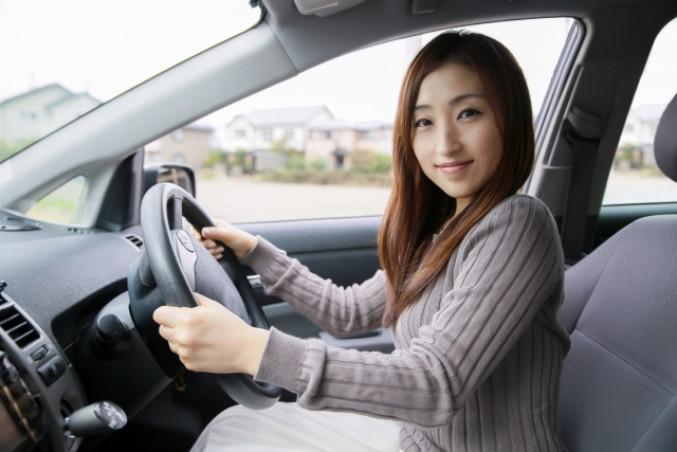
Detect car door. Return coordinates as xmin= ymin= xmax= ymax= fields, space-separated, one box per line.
xmin=242 ymin=216 xmax=392 ymax=351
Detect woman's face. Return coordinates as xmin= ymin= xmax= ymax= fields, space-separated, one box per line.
xmin=412 ymin=62 xmax=503 ymax=213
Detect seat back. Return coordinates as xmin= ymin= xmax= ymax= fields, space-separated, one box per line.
xmin=558 ymin=92 xmax=677 ymax=452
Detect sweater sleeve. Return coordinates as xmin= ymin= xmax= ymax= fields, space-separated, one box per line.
xmin=254 ymin=196 xmax=565 ymax=427
xmin=241 ymin=237 xmax=386 ymax=338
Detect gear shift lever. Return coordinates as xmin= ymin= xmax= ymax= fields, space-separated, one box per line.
xmin=63 ymin=401 xmax=127 ymax=437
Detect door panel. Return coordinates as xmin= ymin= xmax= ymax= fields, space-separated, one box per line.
xmin=239 ymin=215 xmax=393 ymax=352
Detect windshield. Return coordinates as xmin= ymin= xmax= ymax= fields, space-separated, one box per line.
xmin=0 ymin=0 xmax=261 ymax=163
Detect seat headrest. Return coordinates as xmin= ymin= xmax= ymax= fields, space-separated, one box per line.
xmin=654 ymin=92 xmax=677 ymax=182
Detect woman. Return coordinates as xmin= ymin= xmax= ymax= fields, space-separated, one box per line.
xmin=154 ymin=30 xmax=570 ymax=451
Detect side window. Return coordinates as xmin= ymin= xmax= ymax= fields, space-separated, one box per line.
xmin=604 ymin=19 xmax=677 ymax=205
xmin=26 ymin=175 xmax=87 ymax=224
xmin=152 ymin=18 xmax=574 ymax=223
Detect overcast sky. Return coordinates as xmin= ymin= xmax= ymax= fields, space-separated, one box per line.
xmin=0 ymin=0 xmax=259 ymax=103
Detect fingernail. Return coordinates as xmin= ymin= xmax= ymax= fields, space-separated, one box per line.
xmin=202 ymin=227 xmax=211 ymax=237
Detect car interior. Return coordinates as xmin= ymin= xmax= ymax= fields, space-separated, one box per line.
xmin=0 ymin=0 xmax=676 ymax=451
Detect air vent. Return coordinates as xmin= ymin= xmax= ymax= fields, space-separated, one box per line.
xmin=0 ymin=214 xmax=41 ymax=232
xmin=0 ymin=306 xmax=40 ymax=348
xmin=0 ymin=281 xmax=7 ymax=306
xmin=124 ymin=234 xmax=144 ymax=249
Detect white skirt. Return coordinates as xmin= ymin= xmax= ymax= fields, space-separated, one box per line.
xmin=190 ymin=402 xmax=402 ymax=452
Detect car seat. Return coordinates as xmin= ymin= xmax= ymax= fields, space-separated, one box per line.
xmin=557 ymin=92 xmax=677 ymax=451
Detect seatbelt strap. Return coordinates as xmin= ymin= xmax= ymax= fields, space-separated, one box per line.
xmin=560 ymin=106 xmax=603 ymax=264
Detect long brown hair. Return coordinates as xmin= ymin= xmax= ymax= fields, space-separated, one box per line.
xmin=379 ymin=31 xmax=534 ymax=326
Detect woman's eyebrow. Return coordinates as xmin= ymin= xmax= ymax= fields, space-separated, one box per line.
xmin=414 ymin=92 xmax=486 ymax=111
xmin=450 ymin=93 xmax=485 ymax=104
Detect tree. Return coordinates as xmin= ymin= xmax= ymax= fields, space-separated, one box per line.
xmin=349 ymin=149 xmax=392 ymax=173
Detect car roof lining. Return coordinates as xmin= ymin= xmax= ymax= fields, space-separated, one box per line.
xmin=261 ymin=0 xmax=676 ymax=73
xmin=264 ymin=0 xmax=575 ymax=73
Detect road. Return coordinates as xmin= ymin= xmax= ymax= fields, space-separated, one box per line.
xmin=194 ymin=171 xmax=677 ymax=224
xmin=195 ymin=177 xmax=392 ymax=223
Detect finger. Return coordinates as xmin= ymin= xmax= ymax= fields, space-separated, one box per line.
xmin=203 ymin=240 xmax=225 ymax=254
xmin=153 ymin=305 xmax=182 ymax=327
xmin=189 ymin=225 xmax=202 ymax=241
xmin=201 ymin=218 xmax=229 ymax=239
xmin=167 ymin=342 xmax=190 ymax=367
xmin=202 ymin=239 xmax=218 ymax=249
xmin=201 ymin=225 xmax=232 ymax=243
xmin=166 ymin=339 xmax=178 ymax=354
xmin=157 ymin=324 xmax=175 ymax=342
xmin=202 ymin=225 xmax=257 ymax=260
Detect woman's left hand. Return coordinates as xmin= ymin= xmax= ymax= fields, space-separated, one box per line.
xmin=152 ymin=293 xmax=270 ymax=376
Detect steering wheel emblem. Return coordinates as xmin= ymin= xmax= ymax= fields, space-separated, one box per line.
xmin=176 ymin=229 xmax=195 ymax=251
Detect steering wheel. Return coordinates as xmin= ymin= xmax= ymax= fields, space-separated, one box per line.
xmin=128 ymin=182 xmax=281 ymax=410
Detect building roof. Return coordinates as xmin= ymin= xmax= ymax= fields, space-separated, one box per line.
xmin=0 ymin=83 xmax=101 ymax=109
xmin=184 ymin=121 xmax=214 ymax=132
xmin=309 ymin=119 xmax=393 ymax=131
xmin=232 ymin=105 xmax=332 ymax=127
xmin=46 ymin=92 xmax=101 ymax=110
xmin=0 ymin=83 xmax=70 ymax=107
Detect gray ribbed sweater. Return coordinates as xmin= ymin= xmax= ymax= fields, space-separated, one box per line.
xmin=247 ymin=195 xmax=570 ymax=451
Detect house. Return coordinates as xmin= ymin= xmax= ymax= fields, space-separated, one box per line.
xmin=306 ymin=120 xmax=393 ymax=170
xmin=0 ymin=83 xmax=100 ymax=145
xmin=224 ymin=105 xmax=333 ymax=154
xmin=618 ymin=103 xmax=666 ymax=167
xmin=145 ymin=122 xmax=214 ymax=171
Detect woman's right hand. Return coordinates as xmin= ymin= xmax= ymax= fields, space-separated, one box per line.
xmin=194 ymin=219 xmax=258 ymax=261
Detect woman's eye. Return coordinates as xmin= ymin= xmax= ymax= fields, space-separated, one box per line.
xmin=414 ymin=118 xmax=431 ymax=128
xmin=459 ymin=108 xmax=480 ymax=119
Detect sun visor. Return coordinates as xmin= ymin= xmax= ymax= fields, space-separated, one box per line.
xmin=294 ymin=0 xmax=366 ymax=17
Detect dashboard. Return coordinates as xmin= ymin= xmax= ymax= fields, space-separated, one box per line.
xmin=0 ymin=286 xmax=84 ymax=451
xmin=0 ymin=210 xmax=170 ymax=451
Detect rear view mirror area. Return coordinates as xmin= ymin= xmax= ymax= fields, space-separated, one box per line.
xmin=144 ymin=163 xmax=196 ymax=198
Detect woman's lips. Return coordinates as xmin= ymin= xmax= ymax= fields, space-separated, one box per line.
xmin=437 ymin=160 xmax=471 ymax=175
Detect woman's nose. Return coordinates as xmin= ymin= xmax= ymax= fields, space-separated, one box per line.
xmin=436 ymin=123 xmax=460 ymax=154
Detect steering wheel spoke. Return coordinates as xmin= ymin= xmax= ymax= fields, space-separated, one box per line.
xmin=174 ymin=229 xmax=198 ymax=291
xmin=167 ymin=197 xmax=185 ymax=231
